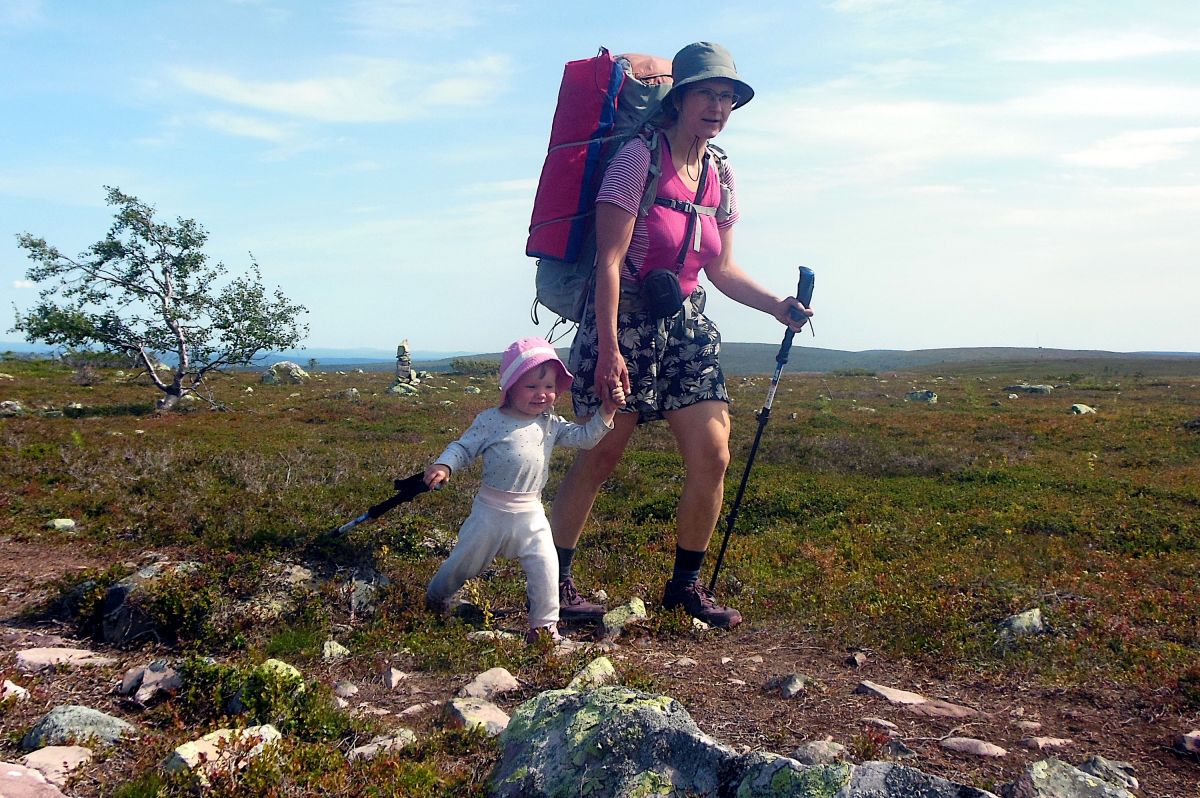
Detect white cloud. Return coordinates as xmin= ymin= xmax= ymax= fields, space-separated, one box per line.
xmin=201 ymin=112 xmax=293 ymax=142
xmin=1065 ymin=128 xmax=1200 ymax=169
xmin=172 ymin=55 xmax=511 ymax=123
xmin=1008 ymin=83 xmax=1200 ymax=118
xmin=1002 ymin=31 xmax=1200 ymax=62
xmin=12 ymin=279 xmax=36 ymax=289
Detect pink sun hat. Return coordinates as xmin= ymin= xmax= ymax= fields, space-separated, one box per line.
xmin=499 ymin=337 xmax=574 ymax=395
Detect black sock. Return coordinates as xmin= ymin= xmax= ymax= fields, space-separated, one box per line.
xmin=671 ymin=546 xmax=706 ymax=585
xmin=556 ymin=545 xmax=576 ymax=582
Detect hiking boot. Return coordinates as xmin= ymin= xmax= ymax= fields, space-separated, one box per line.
xmin=559 ymin=576 xmax=606 ymax=620
xmin=661 ymin=579 xmax=742 ymax=629
xmin=525 ymin=623 xmax=567 ymax=644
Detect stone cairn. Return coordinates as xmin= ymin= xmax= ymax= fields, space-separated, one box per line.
xmin=388 ymin=340 xmax=420 ymax=396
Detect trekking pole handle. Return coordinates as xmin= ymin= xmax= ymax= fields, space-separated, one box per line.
xmin=788 ymin=267 xmax=815 ymax=327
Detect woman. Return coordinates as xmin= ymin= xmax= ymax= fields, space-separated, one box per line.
xmin=550 ymin=42 xmax=812 ymax=629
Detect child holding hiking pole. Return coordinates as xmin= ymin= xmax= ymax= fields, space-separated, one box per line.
xmin=423 ymin=337 xmax=625 ymax=643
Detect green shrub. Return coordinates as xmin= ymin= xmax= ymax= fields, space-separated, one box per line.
xmin=449 ymin=357 xmax=497 ymax=376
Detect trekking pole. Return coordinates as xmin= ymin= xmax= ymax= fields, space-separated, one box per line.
xmin=328 ymin=472 xmax=433 ymax=537
xmin=709 ymin=266 xmax=815 ymax=592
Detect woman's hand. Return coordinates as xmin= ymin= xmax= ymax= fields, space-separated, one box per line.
xmin=596 ymin=346 xmax=631 ymax=404
xmin=773 ymin=297 xmax=813 ymax=332
xmin=424 ymin=464 xmax=451 ymax=490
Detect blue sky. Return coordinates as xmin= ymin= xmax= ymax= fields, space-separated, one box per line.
xmin=3 ymin=0 xmax=1198 ymax=355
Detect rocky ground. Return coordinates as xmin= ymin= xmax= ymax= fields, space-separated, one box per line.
xmin=1 ymin=537 xmax=1197 ymax=796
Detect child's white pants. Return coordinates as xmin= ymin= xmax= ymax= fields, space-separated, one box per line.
xmin=426 ymin=486 xmax=559 ymax=627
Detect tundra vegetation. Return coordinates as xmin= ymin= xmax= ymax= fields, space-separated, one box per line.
xmin=0 ymin=354 xmax=1197 ymax=795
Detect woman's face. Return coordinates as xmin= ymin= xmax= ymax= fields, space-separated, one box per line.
xmin=675 ymin=78 xmax=739 ymax=140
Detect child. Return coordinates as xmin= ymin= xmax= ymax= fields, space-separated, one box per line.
xmin=424 ymin=337 xmax=625 ymax=642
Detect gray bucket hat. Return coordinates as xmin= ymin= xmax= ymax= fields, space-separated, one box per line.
xmin=664 ymin=41 xmax=754 ymax=110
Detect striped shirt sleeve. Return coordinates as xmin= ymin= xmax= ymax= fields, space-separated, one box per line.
xmin=596 ymin=137 xmax=651 ymax=215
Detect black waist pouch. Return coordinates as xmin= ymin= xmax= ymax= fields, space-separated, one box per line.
xmin=641 ymin=269 xmax=684 ymax=319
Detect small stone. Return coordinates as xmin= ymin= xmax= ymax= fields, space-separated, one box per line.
xmin=567 ymin=657 xmax=618 ymax=691
xmin=333 ymin=681 xmax=358 ymax=698
xmin=1013 ymin=719 xmax=1043 ymax=732
xmin=44 ymin=519 xmax=76 ymax=532
xmin=2 ymin=679 xmax=31 ymax=703
xmin=720 ymin=657 xmax=733 ymax=665
xmin=458 ymin=667 xmax=520 ymax=700
xmin=728 ymin=679 xmax=747 ymax=686
xmin=0 ymin=762 xmax=63 ymax=797
xmin=322 ymin=640 xmax=350 ymax=660
xmin=1177 ymin=729 xmax=1200 ymax=755
xmin=691 ymin=617 xmax=711 ymax=631
xmin=1019 ymin=736 xmax=1073 ymax=751
xmin=746 ymin=655 xmax=764 ymax=664
xmin=134 ymin=661 xmax=181 ymax=705
xmin=347 ymin=730 xmax=417 ymax=760
xmin=884 ymin=739 xmax=918 ymax=759
xmin=19 ymin=745 xmax=93 ymax=788
xmin=399 ymin=701 xmax=438 ymax=717
xmin=790 ymin=738 xmax=847 ymax=765
xmin=855 ymin=680 xmax=926 ymax=705
xmin=860 ymin=717 xmax=899 ymax=735
xmin=1070 ymin=403 xmax=1096 ymax=414
xmin=670 ymin=657 xmax=698 ymax=668
xmin=845 ymin=650 xmax=868 ymax=668
xmin=600 ymin=597 xmax=648 ymax=638
xmin=465 ymin=630 xmax=521 ymax=642
xmin=939 ymin=736 xmax=1006 ymax=757
xmin=444 ymin=697 xmax=508 ymax=736
xmin=384 ymin=668 xmax=409 ymax=690
xmin=161 ymin=724 xmax=281 ymax=785
xmin=764 ymin=673 xmax=818 ymax=699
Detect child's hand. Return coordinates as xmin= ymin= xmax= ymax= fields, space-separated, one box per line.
xmin=424 ymin=464 xmax=450 ymax=489
xmin=600 ymin=384 xmax=626 ymax=420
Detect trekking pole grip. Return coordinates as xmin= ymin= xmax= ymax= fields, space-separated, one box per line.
xmin=790 ymin=266 xmax=815 ymax=327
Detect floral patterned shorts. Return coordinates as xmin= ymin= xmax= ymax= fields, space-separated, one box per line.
xmin=569 ymin=283 xmax=730 ymax=424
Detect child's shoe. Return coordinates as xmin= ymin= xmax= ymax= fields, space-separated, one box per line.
xmin=525 ymin=623 xmax=567 ymax=644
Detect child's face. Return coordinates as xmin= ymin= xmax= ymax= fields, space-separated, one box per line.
xmin=505 ymin=364 xmax=557 ymax=417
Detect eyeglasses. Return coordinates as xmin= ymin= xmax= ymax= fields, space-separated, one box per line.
xmin=692 ymin=87 xmax=740 ymax=107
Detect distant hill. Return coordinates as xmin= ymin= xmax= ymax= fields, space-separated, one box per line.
xmin=401 ymin=344 xmax=1200 ymax=378
xmin=5 ymin=340 xmax=1198 ymax=377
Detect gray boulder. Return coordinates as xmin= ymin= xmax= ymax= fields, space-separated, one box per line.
xmin=850 ymin=761 xmax=999 ymax=797
xmin=100 ymin=561 xmax=203 ymax=646
xmin=1000 ymin=608 xmax=1045 ymax=639
xmin=261 ymin=361 xmax=309 ymax=384
xmin=1077 ymin=756 xmax=1138 ymax=792
xmin=0 ymin=400 xmax=25 ymax=417
xmin=493 ymin=687 xmax=997 ymax=798
xmin=22 ymin=705 xmax=137 ymax=750
xmin=494 ymin=686 xmax=738 ymax=798
xmin=906 ymin=390 xmax=938 ymax=403
xmin=1001 ymin=757 xmax=1135 ymax=798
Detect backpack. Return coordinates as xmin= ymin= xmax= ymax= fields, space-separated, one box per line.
xmin=527 ymin=48 xmax=735 ymax=327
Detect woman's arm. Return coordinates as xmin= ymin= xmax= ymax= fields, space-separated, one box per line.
xmin=706 ymin=226 xmax=812 ymax=331
xmin=593 ymin=202 xmax=637 ymax=395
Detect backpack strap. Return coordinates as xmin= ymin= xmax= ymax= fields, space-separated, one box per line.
xmin=630 ymin=131 xmax=734 ymax=276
